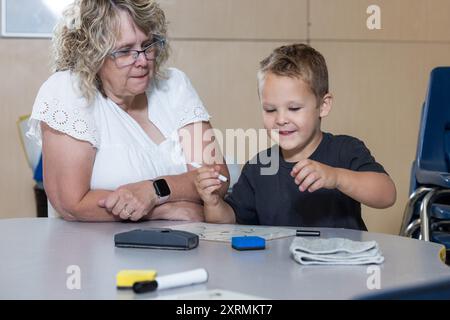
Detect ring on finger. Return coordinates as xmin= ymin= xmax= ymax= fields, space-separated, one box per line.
xmin=123 ymin=206 xmax=133 ymax=218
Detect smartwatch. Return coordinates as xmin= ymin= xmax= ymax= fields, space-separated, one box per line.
xmin=153 ymin=179 xmax=171 ymax=205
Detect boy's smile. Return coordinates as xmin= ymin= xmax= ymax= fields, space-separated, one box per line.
xmin=279 ymin=130 xmax=297 ymax=136
xmin=260 ymin=72 xmax=332 ymax=162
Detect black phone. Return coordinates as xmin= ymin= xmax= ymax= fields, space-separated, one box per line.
xmin=114 ymin=228 xmax=199 ymax=250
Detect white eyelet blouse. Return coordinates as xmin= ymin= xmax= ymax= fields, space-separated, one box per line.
xmin=27 ymin=68 xmax=210 ymax=216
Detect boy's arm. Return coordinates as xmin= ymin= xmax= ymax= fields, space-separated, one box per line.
xmin=292 ymin=159 xmax=396 ymax=209
xmin=334 ymin=169 xmax=396 ymax=209
xmin=204 ymin=199 xmax=236 ymax=224
xmin=194 ymin=165 xmax=236 ymax=224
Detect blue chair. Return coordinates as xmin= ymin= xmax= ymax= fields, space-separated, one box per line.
xmin=33 ymin=154 xmax=43 ymax=186
xmin=400 ymin=67 xmax=450 ymax=251
xmin=17 ymin=115 xmax=47 ymax=217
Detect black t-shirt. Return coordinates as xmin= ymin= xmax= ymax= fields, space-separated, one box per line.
xmin=224 ymin=132 xmax=387 ymax=231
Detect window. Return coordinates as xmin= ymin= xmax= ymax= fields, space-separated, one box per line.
xmin=1 ymin=0 xmax=72 ymax=38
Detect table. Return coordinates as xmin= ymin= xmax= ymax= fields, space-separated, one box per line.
xmin=0 ymin=218 xmax=449 ymax=299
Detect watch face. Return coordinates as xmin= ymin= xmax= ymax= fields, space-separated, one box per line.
xmin=154 ymin=179 xmax=171 ymax=197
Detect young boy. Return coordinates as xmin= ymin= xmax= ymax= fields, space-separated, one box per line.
xmin=194 ymin=44 xmax=396 ymax=230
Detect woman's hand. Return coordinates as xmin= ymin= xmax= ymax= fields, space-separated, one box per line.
xmin=98 ymin=181 xmax=157 ymax=221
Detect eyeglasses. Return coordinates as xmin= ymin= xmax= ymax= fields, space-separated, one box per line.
xmin=110 ymin=35 xmax=166 ymax=68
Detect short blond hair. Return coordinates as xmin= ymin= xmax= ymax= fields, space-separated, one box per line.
xmin=52 ymin=0 xmax=169 ymax=103
xmin=257 ymin=43 xmax=329 ymax=103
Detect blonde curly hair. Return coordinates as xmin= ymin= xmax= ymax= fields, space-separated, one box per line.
xmin=52 ymin=0 xmax=169 ymax=103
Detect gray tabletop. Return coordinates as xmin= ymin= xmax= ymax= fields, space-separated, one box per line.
xmin=0 ymin=218 xmax=449 ymax=300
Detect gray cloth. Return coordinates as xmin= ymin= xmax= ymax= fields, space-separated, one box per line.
xmin=290 ymin=237 xmax=384 ymax=265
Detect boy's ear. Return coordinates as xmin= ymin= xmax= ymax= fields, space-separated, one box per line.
xmin=319 ymin=93 xmax=333 ymax=118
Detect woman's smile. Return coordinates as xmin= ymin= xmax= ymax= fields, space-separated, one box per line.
xmin=130 ymin=72 xmax=149 ymax=79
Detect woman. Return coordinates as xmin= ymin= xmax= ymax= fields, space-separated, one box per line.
xmin=27 ymin=0 xmax=229 ymax=221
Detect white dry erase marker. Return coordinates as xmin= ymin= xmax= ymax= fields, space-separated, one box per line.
xmin=190 ymin=162 xmax=228 ymax=182
xmin=133 ymin=268 xmax=209 ymax=293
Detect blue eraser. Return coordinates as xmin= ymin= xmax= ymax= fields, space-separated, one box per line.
xmin=231 ymin=236 xmax=266 ymax=251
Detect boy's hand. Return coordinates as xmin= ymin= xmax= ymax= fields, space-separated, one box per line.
xmin=194 ymin=165 xmax=224 ymax=206
xmin=290 ymin=159 xmax=339 ymax=192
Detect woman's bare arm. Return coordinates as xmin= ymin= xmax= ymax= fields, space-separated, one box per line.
xmin=41 ymin=123 xmax=120 ymax=221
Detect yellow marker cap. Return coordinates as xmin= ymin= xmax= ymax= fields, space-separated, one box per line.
xmin=116 ymin=269 xmax=157 ymax=289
